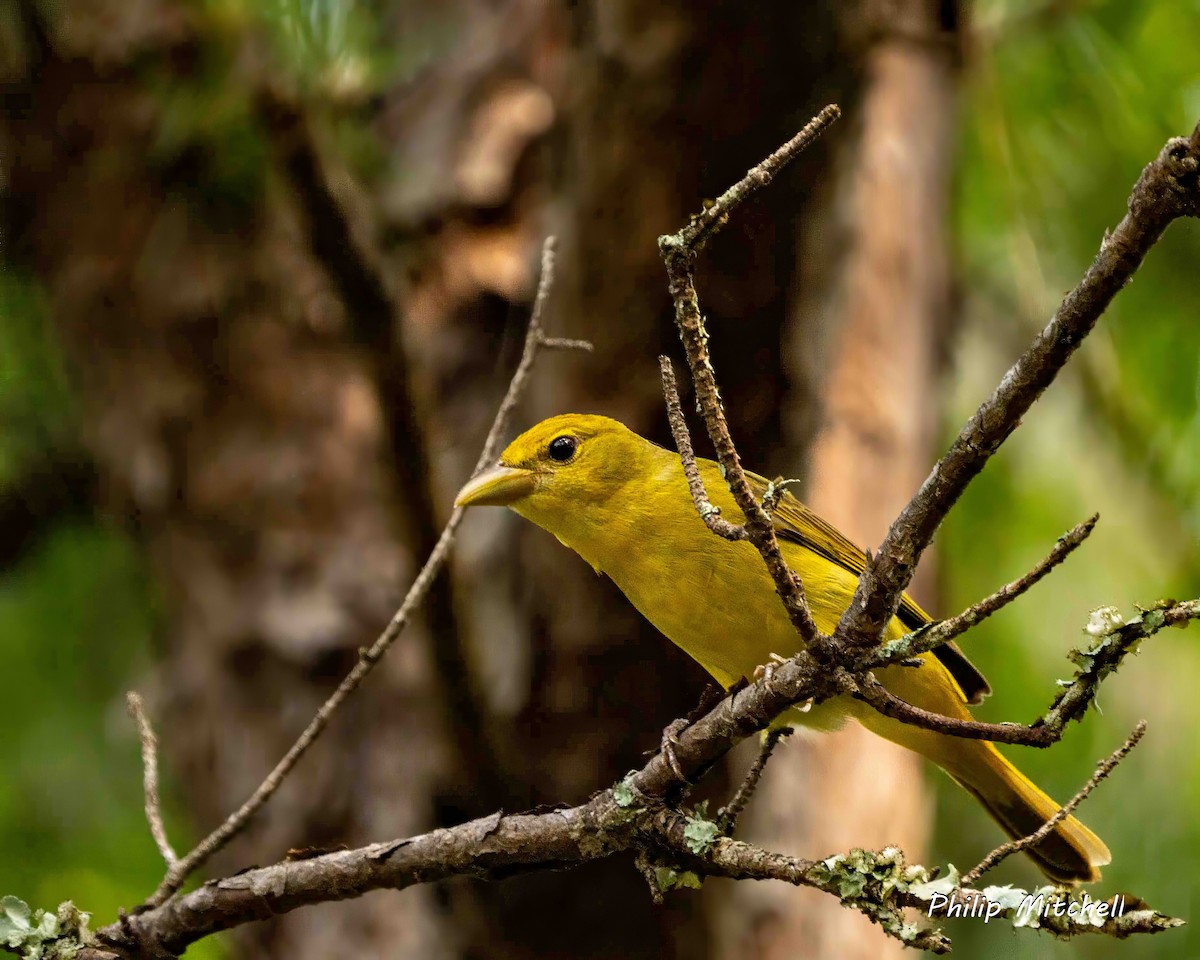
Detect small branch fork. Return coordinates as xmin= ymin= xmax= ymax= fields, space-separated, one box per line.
xmin=847 ymin=598 xmax=1200 ymax=748
xmin=138 ymin=238 xmax=588 ymax=908
xmin=656 ymin=105 xmax=841 ymax=651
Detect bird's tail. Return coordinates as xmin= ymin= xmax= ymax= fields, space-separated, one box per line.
xmin=945 ymin=739 xmax=1110 ymax=884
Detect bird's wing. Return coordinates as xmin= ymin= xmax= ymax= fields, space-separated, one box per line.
xmin=744 ymin=472 xmax=991 ymax=705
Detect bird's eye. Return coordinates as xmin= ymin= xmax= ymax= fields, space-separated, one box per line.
xmin=548 ymin=435 xmax=577 ymax=462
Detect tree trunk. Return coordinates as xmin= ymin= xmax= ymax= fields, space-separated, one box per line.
xmin=384 ymin=3 xmax=860 ymax=956
xmin=4 ymin=7 xmax=459 ymax=957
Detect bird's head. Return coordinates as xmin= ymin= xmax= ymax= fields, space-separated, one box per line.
xmin=455 ymin=414 xmax=657 ymax=532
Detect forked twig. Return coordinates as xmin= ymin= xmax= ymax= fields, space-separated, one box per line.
xmin=872 ymin=515 xmax=1098 ymax=667
xmin=658 ymin=106 xmax=841 ymax=650
xmin=671 ymin=104 xmax=842 ymax=251
xmin=718 ymin=727 xmax=793 ymax=835
xmin=145 ymin=237 xmax=586 ymax=907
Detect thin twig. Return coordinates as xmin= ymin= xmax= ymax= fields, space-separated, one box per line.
xmin=836 ymin=121 xmax=1200 ymax=652
xmin=634 ymin=851 xmax=665 ymax=905
xmin=871 ymin=514 xmax=1098 ymax=666
xmin=659 ymin=358 xmax=747 ymax=541
xmin=960 ymin=720 xmax=1147 ymax=886
xmin=658 ymin=107 xmax=841 ymax=650
xmin=1038 ymin=598 xmax=1199 ymax=733
xmin=718 ymin=727 xmax=793 ymax=834
xmin=663 ymin=807 xmax=1180 ymax=952
xmin=847 ymin=675 xmax=1059 ymax=745
xmin=846 ymin=599 xmax=1200 ymax=748
xmin=473 ymin=239 xmax=567 ymax=475
xmin=125 ymin=692 xmax=177 ymax=867
xmin=260 ymin=85 xmax=509 ymax=809
xmin=673 ymin=104 xmax=842 ymax=252
xmin=146 ymin=237 xmax=585 ymax=907
xmin=540 ymin=336 xmax=594 ymax=352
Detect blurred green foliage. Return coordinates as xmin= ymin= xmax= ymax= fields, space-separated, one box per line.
xmin=935 ymin=1 xmax=1200 ymax=957
xmin=0 ymin=281 xmax=222 ymax=951
xmin=143 ymin=41 xmax=270 ymax=226
xmin=1 ymin=0 xmax=1198 ymax=956
xmin=0 ymin=521 xmax=185 ymax=940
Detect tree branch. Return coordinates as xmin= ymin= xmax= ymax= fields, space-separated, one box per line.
xmin=86 ymin=596 xmax=1194 ymax=956
xmin=847 ymin=599 xmax=1199 ymax=746
xmin=656 ymin=105 xmax=841 ymax=649
xmin=835 ymin=120 xmax=1200 ymax=651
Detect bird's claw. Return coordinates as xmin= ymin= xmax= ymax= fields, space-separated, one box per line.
xmin=660 ymin=717 xmax=689 ymax=781
xmin=752 ymin=653 xmax=788 ymax=683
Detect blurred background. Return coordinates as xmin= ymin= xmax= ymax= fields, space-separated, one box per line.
xmin=2 ymin=0 xmax=1198 ymax=957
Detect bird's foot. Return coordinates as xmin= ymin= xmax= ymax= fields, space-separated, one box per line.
xmin=660 ymin=717 xmax=690 ymax=782
xmin=752 ymin=652 xmax=789 ymax=683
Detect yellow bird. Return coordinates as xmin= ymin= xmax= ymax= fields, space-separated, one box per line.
xmin=456 ymin=413 xmax=1109 ymax=883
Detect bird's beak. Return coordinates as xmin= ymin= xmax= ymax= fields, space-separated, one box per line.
xmin=455 ymin=465 xmax=539 ymax=507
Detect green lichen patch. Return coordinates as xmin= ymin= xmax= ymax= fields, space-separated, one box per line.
xmin=0 ymin=898 xmax=91 ymax=960
xmin=682 ymin=803 xmax=720 ymax=856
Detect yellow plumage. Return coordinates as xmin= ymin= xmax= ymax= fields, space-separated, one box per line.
xmin=456 ymin=413 xmax=1109 ymax=883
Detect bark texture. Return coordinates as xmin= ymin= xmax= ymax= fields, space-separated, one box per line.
xmin=4 ymin=7 xmax=458 ymax=957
